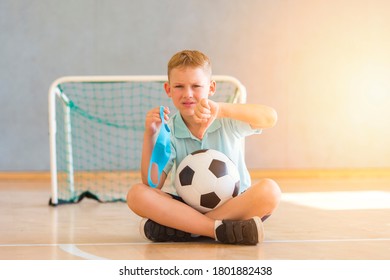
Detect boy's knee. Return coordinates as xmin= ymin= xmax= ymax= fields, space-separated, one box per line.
xmin=126 ymin=183 xmax=146 ymax=211
xmin=255 ymin=178 xmax=282 ymax=208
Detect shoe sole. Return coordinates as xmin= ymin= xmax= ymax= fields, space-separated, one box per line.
xmin=252 ymin=216 xmax=265 ymax=243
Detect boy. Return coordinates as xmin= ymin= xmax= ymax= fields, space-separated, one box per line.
xmin=127 ymin=50 xmax=281 ymax=245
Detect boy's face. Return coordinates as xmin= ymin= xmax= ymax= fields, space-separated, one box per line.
xmin=164 ymin=66 xmax=215 ymax=119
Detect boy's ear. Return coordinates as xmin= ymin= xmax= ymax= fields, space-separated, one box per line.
xmin=208 ymin=80 xmax=216 ymax=97
xmin=164 ymin=82 xmax=171 ymax=97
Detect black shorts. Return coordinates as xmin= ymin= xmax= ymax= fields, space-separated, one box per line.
xmin=167 ymin=193 xmax=187 ymax=204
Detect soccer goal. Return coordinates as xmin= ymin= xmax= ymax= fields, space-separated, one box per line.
xmin=48 ymin=75 xmax=246 ymax=205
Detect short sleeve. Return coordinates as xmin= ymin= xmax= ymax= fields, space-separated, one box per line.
xmin=227 ymin=118 xmax=262 ymax=138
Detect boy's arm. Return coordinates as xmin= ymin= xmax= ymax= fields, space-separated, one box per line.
xmin=141 ymin=107 xmax=170 ymax=188
xmin=218 ymin=102 xmax=278 ymax=129
xmin=194 ymin=99 xmax=277 ymax=139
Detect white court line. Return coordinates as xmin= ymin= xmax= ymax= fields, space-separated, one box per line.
xmin=265 ymin=238 xmax=390 ymax=243
xmin=1 ymin=238 xmax=390 ymax=260
xmin=1 ymin=237 xmax=390 ymax=248
xmin=58 ymin=244 xmax=108 ymax=260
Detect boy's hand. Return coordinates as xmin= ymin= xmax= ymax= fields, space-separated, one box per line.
xmin=145 ymin=106 xmax=170 ymax=136
xmin=194 ymin=99 xmax=219 ymax=139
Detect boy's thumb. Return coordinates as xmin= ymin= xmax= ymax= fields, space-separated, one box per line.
xmin=201 ymin=98 xmax=210 ymax=109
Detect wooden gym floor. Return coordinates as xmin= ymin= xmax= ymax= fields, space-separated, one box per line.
xmin=0 ymin=173 xmax=389 ymax=260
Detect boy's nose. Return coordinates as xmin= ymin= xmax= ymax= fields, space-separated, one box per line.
xmin=183 ymin=87 xmax=193 ymax=97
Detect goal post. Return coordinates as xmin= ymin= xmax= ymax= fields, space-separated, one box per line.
xmin=48 ymin=75 xmax=247 ymax=206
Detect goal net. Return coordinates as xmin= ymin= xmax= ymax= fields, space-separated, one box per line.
xmin=48 ymin=76 xmax=246 ymax=205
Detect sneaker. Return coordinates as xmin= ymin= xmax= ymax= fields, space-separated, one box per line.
xmin=214 ymin=216 xmax=264 ymax=245
xmin=140 ymin=218 xmax=193 ymax=242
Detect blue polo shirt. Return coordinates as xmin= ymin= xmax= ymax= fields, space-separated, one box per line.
xmin=163 ymin=112 xmax=261 ymax=195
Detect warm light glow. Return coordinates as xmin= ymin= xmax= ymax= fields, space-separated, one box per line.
xmin=252 ymin=0 xmax=390 ymax=169
xmin=282 ymin=191 xmax=390 ymax=210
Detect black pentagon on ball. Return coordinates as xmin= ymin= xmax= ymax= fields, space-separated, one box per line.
xmin=200 ymin=192 xmax=221 ymax=209
xmin=208 ymin=159 xmax=228 ymax=178
xmin=179 ymin=166 xmax=195 ymax=186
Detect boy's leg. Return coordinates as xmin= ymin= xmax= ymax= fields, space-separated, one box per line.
xmin=127 ymin=183 xmax=215 ymax=238
xmin=205 ymin=178 xmax=281 ymax=221
xmin=127 ymin=183 xmax=265 ymax=245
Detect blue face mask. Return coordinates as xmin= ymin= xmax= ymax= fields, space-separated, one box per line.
xmin=148 ymin=106 xmax=171 ymax=188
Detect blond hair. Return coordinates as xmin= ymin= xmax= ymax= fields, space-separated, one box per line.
xmin=167 ymin=50 xmax=212 ymax=81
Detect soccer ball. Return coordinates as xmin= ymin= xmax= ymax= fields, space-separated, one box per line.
xmin=175 ymin=149 xmax=240 ymax=213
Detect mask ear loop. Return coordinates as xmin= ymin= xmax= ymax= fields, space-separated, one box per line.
xmin=147 ymin=106 xmax=171 ymax=188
